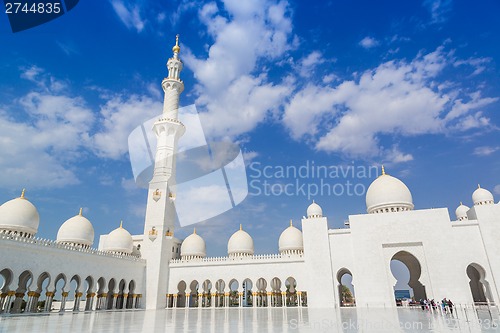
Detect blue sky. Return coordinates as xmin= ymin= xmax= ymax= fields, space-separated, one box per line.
xmin=0 ymin=0 xmax=499 ymax=267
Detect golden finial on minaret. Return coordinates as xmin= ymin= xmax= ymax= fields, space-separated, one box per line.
xmin=460 ymin=201 xmax=463 ymax=206
xmin=172 ymin=34 xmax=180 ymax=54
xmin=478 ymin=184 xmax=481 ymax=188
xmin=193 ymin=228 xmax=196 ymax=234
xmin=79 ymin=208 xmax=83 ymax=216
xmin=120 ymin=220 xmax=123 ymax=228
xmin=381 ymin=165 xmax=386 ymax=175
xmin=290 ymin=219 xmax=293 ymax=227
xmin=20 ymin=188 xmax=26 ymax=199
xmin=239 ymin=224 xmax=242 ymax=231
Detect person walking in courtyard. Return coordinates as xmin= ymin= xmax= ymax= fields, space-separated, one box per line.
xmin=441 ymin=298 xmax=447 ymax=313
xmin=447 ymin=299 xmax=454 ymax=314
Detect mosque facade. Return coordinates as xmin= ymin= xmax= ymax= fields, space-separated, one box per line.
xmin=1 ymin=37 xmax=499 ymax=314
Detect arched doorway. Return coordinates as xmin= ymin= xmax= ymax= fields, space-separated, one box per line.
xmin=270 ymin=277 xmax=282 ymax=307
xmin=467 ymin=263 xmax=494 ymax=304
xmin=106 ymin=278 xmax=116 ymax=310
xmin=391 ymin=251 xmax=427 ymax=304
xmin=0 ymin=268 xmax=13 ymax=313
xmin=176 ymin=281 xmax=186 ymax=307
xmin=67 ymin=275 xmax=81 ymax=312
xmin=116 ymin=279 xmax=126 ymax=309
xmin=256 ymin=278 xmax=267 ymax=307
xmin=12 ymin=270 xmax=33 ymax=313
xmin=202 ymin=280 xmax=212 ymax=307
xmin=285 ymin=277 xmax=297 ymax=306
xmin=52 ymin=273 xmax=66 ymax=312
xmin=242 ymin=279 xmax=252 ymax=307
xmin=84 ymin=276 xmax=94 ymax=311
xmin=189 ymin=280 xmax=199 ymax=307
xmin=337 ymin=268 xmax=355 ymax=307
xmin=96 ymin=277 xmax=106 ymax=310
xmin=127 ymin=280 xmax=135 ymax=309
xmin=215 ymin=279 xmax=225 ymax=307
xmin=228 ymin=279 xmax=239 ymax=307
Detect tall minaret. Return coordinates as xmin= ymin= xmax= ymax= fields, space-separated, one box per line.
xmin=142 ymin=35 xmax=186 ymax=310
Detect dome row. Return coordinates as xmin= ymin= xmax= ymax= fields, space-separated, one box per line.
xmin=364 ymin=167 xmax=496 ymax=218
xmin=0 ymin=190 xmax=134 ymax=255
xmin=455 ymin=185 xmax=496 ymax=221
xmin=180 ymin=222 xmax=305 ymax=259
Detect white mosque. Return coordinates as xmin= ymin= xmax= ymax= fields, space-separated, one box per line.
xmin=0 ymin=36 xmax=499 ymax=315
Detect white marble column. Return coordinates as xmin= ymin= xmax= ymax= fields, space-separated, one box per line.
xmin=44 ymin=291 xmax=54 ymax=312
xmin=59 ymin=292 xmax=68 ymax=312
xmin=85 ymin=293 xmax=95 ymax=311
xmin=73 ymin=292 xmax=82 ymax=311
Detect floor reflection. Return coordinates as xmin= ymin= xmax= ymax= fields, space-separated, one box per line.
xmin=0 ymin=306 xmax=499 ymax=332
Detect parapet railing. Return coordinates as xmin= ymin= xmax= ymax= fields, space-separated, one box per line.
xmin=170 ymin=253 xmax=304 ymax=264
xmin=0 ymin=233 xmax=144 ymax=262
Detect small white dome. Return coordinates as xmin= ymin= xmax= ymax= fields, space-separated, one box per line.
xmin=279 ymin=221 xmax=303 ymax=254
xmin=455 ymin=203 xmax=470 ymax=221
xmin=366 ymin=167 xmax=414 ymax=214
xmin=228 ymin=225 xmax=254 ymax=257
xmin=104 ymin=222 xmax=133 ymax=254
xmin=181 ymin=229 xmax=206 ymax=258
xmin=56 ymin=209 xmax=94 ymax=247
xmin=0 ymin=190 xmax=39 ymax=236
xmin=307 ymin=201 xmax=323 ymax=218
xmin=472 ymin=185 xmax=494 ymax=206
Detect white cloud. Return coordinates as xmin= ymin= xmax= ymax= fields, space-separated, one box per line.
xmin=0 ymin=115 xmax=82 ymax=188
xmin=494 ymin=185 xmax=500 ymax=195
xmin=20 ymin=65 xmax=44 ymax=82
xmin=454 ymin=57 xmax=492 ymax=76
xmin=283 ymin=45 xmax=497 ymax=159
xmin=0 ymin=73 xmax=94 ymax=188
xmin=183 ymin=0 xmax=296 ymax=139
xmin=473 ymin=146 xmax=499 ymax=156
xmin=110 ymin=0 xmax=146 ymax=32
xmin=92 ymin=94 xmax=162 ymax=159
xmin=423 ymin=0 xmax=452 ymax=24
xmin=383 ymin=146 xmax=414 ymax=164
xmin=359 ymin=36 xmax=380 ymax=49
xmin=445 ymin=91 xmax=497 ymax=121
xmin=322 ymin=74 xmax=338 ymax=84
xmin=282 ymin=84 xmax=338 ymax=139
xmin=453 ymin=112 xmax=491 ymax=131
xmin=243 ymin=151 xmax=259 ymax=165
xmin=297 ymin=51 xmax=324 ymax=77
xmin=0 ymin=65 xmax=166 ymax=188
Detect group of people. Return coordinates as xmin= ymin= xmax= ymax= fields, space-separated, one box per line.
xmin=419 ymin=298 xmax=454 ymax=314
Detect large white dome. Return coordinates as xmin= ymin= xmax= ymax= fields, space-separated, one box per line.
xmin=472 ymin=185 xmax=494 ymax=206
xmin=455 ymin=203 xmax=470 ymax=221
xmin=56 ymin=209 xmax=94 ymax=247
xmin=0 ymin=190 xmax=39 ymax=237
xmin=103 ymin=222 xmax=133 ymax=255
xmin=306 ymin=201 xmax=323 ymax=218
xmin=228 ymin=225 xmax=254 ymax=257
xmin=278 ymin=221 xmax=303 ymax=254
xmin=366 ymin=168 xmax=414 ymax=214
xmin=181 ymin=229 xmax=206 ymax=258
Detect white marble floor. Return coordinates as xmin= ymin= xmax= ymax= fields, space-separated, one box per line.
xmin=0 ymin=306 xmax=499 ymax=332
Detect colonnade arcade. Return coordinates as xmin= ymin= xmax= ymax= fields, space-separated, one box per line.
xmin=0 ymin=269 xmax=141 ymax=314
xmin=167 ymin=277 xmax=307 ymax=308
